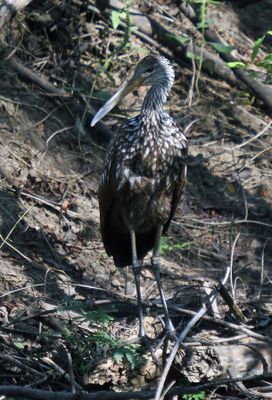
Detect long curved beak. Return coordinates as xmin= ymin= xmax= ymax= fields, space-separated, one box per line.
xmin=91 ymin=76 xmax=143 ymax=127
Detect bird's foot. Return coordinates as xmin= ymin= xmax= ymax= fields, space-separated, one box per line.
xmin=164 ymin=318 xmax=178 ymax=341
xmin=139 ymin=333 xmax=154 ymax=347
xmin=138 ymin=324 xmax=146 ymax=341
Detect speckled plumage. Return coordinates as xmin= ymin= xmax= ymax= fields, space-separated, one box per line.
xmin=98 ymin=55 xmax=187 ymax=267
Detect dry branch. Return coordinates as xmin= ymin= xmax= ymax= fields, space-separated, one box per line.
xmin=1 ymin=372 xmax=272 ymax=400
xmin=202 ymin=28 xmax=272 ymax=114
xmin=0 ymin=0 xmax=33 ymax=29
xmin=177 ymin=2 xmax=272 ymax=114
xmin=104 ymin=0 xmax=272 ymax=114
xmin=102 ymin=0 xmax=236 ymax=84
xmin=5 ymin=59 xmax=113 ymax=144
xmin=10 ymin=60 xmax=68 ymax=96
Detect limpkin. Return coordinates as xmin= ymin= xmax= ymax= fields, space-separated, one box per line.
xmin=91 ymin=55 xmax=187 ymax=337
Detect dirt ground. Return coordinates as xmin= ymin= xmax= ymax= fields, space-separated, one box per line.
xmin=0 ymin=0 xmax=272 ymax=398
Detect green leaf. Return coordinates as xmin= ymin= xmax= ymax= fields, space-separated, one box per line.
xmin=263 ymin=54 xmax=272 ymax=62
xmin=130 ymin=26 xmax=138 ymax=33
xmin=85 ymin=311 xmax=114 ymax=323
xmin=197 ymin=18 xmax=214 ymax=29
xmin=94 ymin=90 xmax=113 ymax=101
xmin=186 ymin=51 xmax=201 ymax=61
xmin=251 ymin=34 xmax=265 ymax=61
xmin=111 ymin=10 xmax=126 ymax=29
xmin=258 ymin=54 xmax=272 ymax=68
xmin=226 ymin=61 xmax=247 ymax=69
xmin=14 ymin=342 xmax=25 ymax=349
xmin=113 ymin=348 xmax=124 ymax=363
xmin=197 ymin=21 xmax=209 ymax=29
xmin=210 ymin=42 xmax=235 ymax=54
xmin=183 ymin=391 xmax=206 ymax=400
xmin=164 ymin=33 xmax=190 ymax=46
xmin=124 ymin=348 xmax=138 ymax=369
xmin=111 ymin=10 xmax=120 ymax=29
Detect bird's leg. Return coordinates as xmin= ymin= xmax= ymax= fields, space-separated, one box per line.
xmin=152 ymin=225 xmax=175 ymax=335
xmin=130 ymin=229 xmax=145 ymax=338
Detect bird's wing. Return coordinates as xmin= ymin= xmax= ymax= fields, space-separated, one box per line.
xmin=98 ymin=174 xmax=113 ymax=253
xmin=98 ymin=156 xmax=130 ymax=260
xmin=163 ymin=161 xmax=187 ymax=233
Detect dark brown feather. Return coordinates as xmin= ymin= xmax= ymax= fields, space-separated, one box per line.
xmin=96 ymin=55 xmax=188 ymax=268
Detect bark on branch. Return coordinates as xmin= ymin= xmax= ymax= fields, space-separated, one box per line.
xmin=101 ymin=0 xmax=272 ymax=114
xmin=0 ymin=0 xmax=33 ymax=29
xmin=1 ymin=371 xmax=272 ymax=399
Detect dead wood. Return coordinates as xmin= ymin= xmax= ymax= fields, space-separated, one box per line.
xmin=0 ymin=0 xmax=33 ymax=29
xmin=0 ymin=0 xmax=272 ymax=397
xmin=10 ymin=60 xmax=68 ymax=96
xmin=183 ymin=341 xmax=272 ymax=382
xmin=217 ymin=283 xmax=247 ymax=323
xmin=1 ymin=372 xmax=272 ymax=399
xmin=101 ymin=0 xmax=237 ymax=84
xmin=202 ymin=29 xmax=272 ymax=114
xmin=7 ymin=59 xmax=113 ymax=144
xmin=177 ymin=3 xmax=272 ymax=114
xmin=103 ymin=0 xmax=272 ymax=114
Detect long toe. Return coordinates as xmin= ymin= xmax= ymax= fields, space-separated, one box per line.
xmin=165 ymin=318 xmax=177 ymax=340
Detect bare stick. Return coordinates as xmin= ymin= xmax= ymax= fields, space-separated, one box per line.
xmin=10 ymin=60 xmax=68 ymax=96
xmin=171 ymin=305 xmax=272 ymax=344
xmin=1 ymin=372 xmax=272 ymax=400
xmin=235 ymin=119 xmax=272 ymax=149
xmin=154 ymin=265 xmax=230 ymax=400
xmin=229 ymin=232 xmax=240 ymax=299
xmin=0 ymin=0 xmax=33 ymax=28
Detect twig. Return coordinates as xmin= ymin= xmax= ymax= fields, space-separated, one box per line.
xmin=41 ymin=357 xmax=83 ymax=391
xmin=45 ymin=126 xmax=73 ymax=148
xmin=171 ymin=305 xmax=272 ymax=344
xmin=0 ymin=353 xmax=44 ymax=377
xmin=235 ymin=119 xmax=272 ymax=149
xmin=217 ymin=283 xmax=246 ymax=323
xmin=0 ymin=232 xmax=32 ymax=261
xmin=10 ymin=60 xmax=68 ymax=97
xmin=227 ymin=367 xmax=258 ymax=400
xmin=0 ymin=205 xmax=33 ymax=250
xmin=229 ymin=232 xmax=240 ymax=299
xmin=1 ymin=373 xmax=272 ymax=399
xmin=0 ymin=0 xmax=33 ymax=29
xmin=258 ymin=237 xmax=272 ymax=299
xmin=178 ymin=2 xmax=272 ymax=113
xmin=67 ymin=352 xmax=76 ymax=394
xmin=154 ymin=265 xmax=230 ymax=400
xmin=8 ymin=187 xmax=81 ymax=220
xmin=0 ymin=283 xmax=45 ymax=299
xmin=176 ymin=218 xmax=272 ymax=229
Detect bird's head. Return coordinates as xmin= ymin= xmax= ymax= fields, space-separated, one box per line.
xmin=91 ymin=55 xmax=174 ymax=127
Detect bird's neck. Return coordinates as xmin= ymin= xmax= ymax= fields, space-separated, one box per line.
xmin=141 ymin=83 xmax=171 ymax=119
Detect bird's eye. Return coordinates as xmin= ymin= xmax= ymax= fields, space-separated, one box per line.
xmin=146 ymin=67 xmax=154 ymax=73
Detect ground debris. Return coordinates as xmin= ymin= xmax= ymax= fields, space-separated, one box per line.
xmin=0 ymin=0 xmax=272 ymax=398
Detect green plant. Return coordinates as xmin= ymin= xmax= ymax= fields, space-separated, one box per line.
xmin=113 ymin=343 xmax=142 ymax=370
xmin=66 ymin=328 xmax=143 ymax=370
xmin=60 ymin=299 xmax=115 ymax=325
xmin=160 ymin=238 xmax=192 ymax=255
xmin=109 ymin=0 xmax=136 ymax=62
xmin=226 ymin=31 xmax=272 ymax=84
xmin=59 ymin=300 xmax=144 ymax=371
xmin=183 ymin=391 xmax=206 ymax=400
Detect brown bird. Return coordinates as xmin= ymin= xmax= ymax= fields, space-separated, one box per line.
xmin=91 ymin=55 xmax=187 ymax=337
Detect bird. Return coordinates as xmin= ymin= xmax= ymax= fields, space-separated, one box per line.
xmin=91 ymin=55 xmax=187 ymax=338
